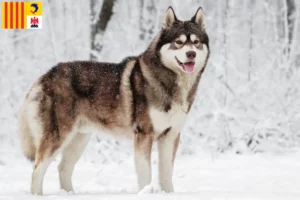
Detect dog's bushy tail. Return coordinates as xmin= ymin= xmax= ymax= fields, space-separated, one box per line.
xmin=18 ymin=100 xmax=36 ymax=162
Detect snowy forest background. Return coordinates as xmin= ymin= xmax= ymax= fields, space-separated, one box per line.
xmin=0 ymin=0 xmax=300 ymax=163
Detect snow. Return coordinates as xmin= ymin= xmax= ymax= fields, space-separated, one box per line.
xmin=1 ymin=0 xmax=299 ymax=156
xmin=1 ymin=151 xmax=300 ymax=199
xmin=0 ymin=0 xmax=300 ymax=199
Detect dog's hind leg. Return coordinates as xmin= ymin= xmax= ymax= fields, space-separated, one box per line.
xmin=30 ymin=130 xmax=78 ymax=195
xmin=31 ymin=154 xmax=53 ymax=195
xmin=30 ymin=145 xmax=58 ymax=195
xmin=58 ymin=133 xmax=90 ymax=192
xmin=158 ymin=132 xmax=180 ymax=193
xmin=134 ymin=133 xmax=153 ymax=191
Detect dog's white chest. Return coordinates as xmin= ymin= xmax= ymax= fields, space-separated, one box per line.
xmin=149 ymin=103 xmax=188 ymax=135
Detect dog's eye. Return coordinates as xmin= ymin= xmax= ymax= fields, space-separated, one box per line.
xmin=193 ymin=40 xmax=200 ymax=45
xmin=175 ymin=40 xmax=183 ymax=45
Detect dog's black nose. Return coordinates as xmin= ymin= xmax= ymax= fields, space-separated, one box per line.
xmin=186 ymin=51 xmax=196 ymax=59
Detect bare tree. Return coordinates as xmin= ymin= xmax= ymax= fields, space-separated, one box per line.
xmin=139 ymin=0 xmax=156 ymax=42
xmin=286 ymin=0 xmax=295 ymax=54
xmin=248 ymin=1 xmax=254 ymax=81
xmin=223 ymin=0 xmax=229 ymax=106
xmin=90 ymin=0 xmax=116 ymax=60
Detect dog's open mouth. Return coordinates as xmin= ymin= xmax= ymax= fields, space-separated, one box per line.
xmin=175 ymin=57 xmax=195 ymax=72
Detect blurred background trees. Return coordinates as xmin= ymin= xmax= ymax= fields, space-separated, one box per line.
xmin=0 ymin=0 xmax=299 ymax=161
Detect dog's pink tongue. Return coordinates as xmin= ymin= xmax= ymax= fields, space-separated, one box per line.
xmin=183 ymin=62 xmax=195 ymax=72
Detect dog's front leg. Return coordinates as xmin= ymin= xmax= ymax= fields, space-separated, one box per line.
xmin=158 ymin=132 xmax=180 ymax=193
xmin=134 ymin=133 xmax=153 ymax=191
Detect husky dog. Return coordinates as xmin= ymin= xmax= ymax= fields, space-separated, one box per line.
xmin=18 ymin=6 xmax=209 ymax=195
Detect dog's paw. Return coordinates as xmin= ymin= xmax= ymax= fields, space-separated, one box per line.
xmin=138 ymin=183 xmax=163 ymax=194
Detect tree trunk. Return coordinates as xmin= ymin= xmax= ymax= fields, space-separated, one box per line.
xmin=223 ymin=0 xmax=229 ymax=106
xmin=139 ymin=0 xmax=156 ymax=42
xmin=90 ymin=0 xmax=115 ymax=60
xmin=248 ymin=1 xmax=254 ymax=81
xmin=286 ymin=0 xmax=295 ymax=52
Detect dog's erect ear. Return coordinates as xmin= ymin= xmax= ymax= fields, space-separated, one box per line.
xmin=191 ymin=7 xmax=205 ymax=30
xmin=163 ymin=6 xmax=177 ymax=29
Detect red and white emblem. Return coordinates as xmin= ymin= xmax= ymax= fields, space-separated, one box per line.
xmin=27 ymin=16 xmax=42 ymax=29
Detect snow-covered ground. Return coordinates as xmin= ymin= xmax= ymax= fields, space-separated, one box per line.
xmin=1 ymin=151 xmax=300 ymax=200
xmin=0 ymin=1 xmax=300 ymax=199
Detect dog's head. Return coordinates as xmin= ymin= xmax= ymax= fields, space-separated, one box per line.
xmin=157 ymin=7 xmax=209 ymax=74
